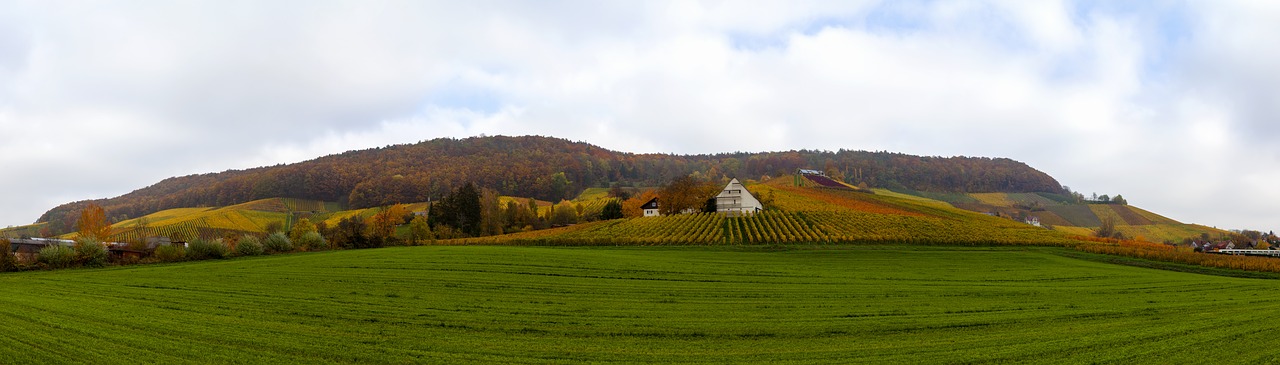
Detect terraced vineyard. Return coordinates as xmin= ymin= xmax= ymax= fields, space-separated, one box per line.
xmin=445 ymin=181 xmax=1078 ymax=247
xmin=84 ymin=198 xmax=348 ymax=242
xmin=2 ymin=245 xmax=1280 ymax=363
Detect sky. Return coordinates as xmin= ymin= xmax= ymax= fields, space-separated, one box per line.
xmin=0 ymin=1 xmax=1277 ymax=232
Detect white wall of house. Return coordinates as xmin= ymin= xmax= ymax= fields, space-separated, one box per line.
xmin=644 ymin=208 xmax=660 ymax=217
xmin=716 ymin=178 xmax=762 ymax=214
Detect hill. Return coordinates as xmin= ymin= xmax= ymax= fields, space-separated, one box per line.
xmin=1 ymin=245 xmax=1278 ymax=363
xmin=887 ymin=189 xmax=1226 ymax=243
xmin=35 ymin=135 xmax=1062 ymax=236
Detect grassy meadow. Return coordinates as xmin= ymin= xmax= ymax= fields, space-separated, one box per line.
xmin=2 ymin=245 xmax=1279 ymax=364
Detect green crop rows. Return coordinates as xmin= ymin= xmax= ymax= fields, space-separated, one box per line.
xmin=2 ymin=245 xmax=1280 ymax=363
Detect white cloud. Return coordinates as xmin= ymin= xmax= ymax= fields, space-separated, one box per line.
xmin=0 ymin=1 xmax=1277 ymax=233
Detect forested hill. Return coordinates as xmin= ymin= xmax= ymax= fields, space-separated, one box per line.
xmin=37 ymin=135 xmax=1062 ymax=231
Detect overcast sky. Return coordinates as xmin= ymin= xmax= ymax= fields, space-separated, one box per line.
xmin=0 ymin=1 xmax=1277 ymax=232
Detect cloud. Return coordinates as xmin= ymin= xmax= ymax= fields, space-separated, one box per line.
xmin=0 ymin=1 xmax=1277 ymax=233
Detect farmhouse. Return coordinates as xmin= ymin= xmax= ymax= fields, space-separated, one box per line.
xmin=641 ymin=198 xmax=661 ymax=217
xmin=716 ymin=178 xmax=762 ymax=215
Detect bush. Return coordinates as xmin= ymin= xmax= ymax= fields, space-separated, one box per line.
xmin=263 ymin=233 xmax=293 ymax=254
xmin=235 ymin=235 xmax=264 ymax=256
xmin=74 ymin=238 xmax=109 ymax=268
xmin=0 ymin=239 xmax=16 ymax=272
xmin=154 ymin=244 xmax=186 ymax=262
xmin=186 ymin=239 xmax=229 ymax=260
xmin=295 ymin=231 xmax=328 ymax=251
xmin=38 ymin=245 xmax=76 ymax=269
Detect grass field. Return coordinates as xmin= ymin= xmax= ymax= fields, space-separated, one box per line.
xmin=3 ymin=245 xmax=1280 ymax=364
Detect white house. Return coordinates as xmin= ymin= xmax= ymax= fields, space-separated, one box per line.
xmin=641 ymin=197 xmax=661 ymax=217
xmin=716 ymin=178 xmax=763 ymax=215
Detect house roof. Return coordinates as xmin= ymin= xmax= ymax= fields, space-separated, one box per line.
xmin=641 ymin=198 xmax=659 ymax=209
xmin=717 ymin=178 xmax=752 ymax=197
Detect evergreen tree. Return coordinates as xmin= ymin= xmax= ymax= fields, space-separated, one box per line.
xmin=430 ymin=182 xmax=483 ymax=237
xmin=600 ymin=200 xmax=623 ymax=220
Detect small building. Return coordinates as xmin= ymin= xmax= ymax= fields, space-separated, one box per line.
xmin=641 ymin=198 xmax=661 ymax=217
xmin=716 ymin=178 xmax=763 ymax=215
xmin=108 ymin=245 xmax=145 ymax=262
xmin=798 ymin=169 xmax=824 ymax=176
xmin=1025 ymin=217 xmax=1041 ymax=227
xmin=7 ymin=238 xmax=75 ymax=263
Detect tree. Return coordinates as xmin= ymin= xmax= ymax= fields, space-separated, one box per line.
xmin=264 ymin=221 xmax=285 ymax=234
xmin=658 ymin=175 xmax=719 ymax=216
xmin=1111 ymin=195 xmax=1127 ymax=205
xmin=76 ymin=204 xmax=112 ymax=242
xmin=549 ymin=172 xmax=572 ymax=200
xmin=403 ymin=215 xmax=433 ymax=245
xmin=289 ymin=218 xmax=317 ymax=242
xmin=608 ymin=183 xmax=631 ymax=200
xmin=550 ymin=200 xmax=578 ymax=226
xmin=600 ymin=200 xmax=623 ymax=220
xmin=367 ymin=204 xmax=408 ymax=244
xmin=0 ymin=239 xmax=15 ymax=272
xmin=334 ymin=216 xmax=377 ymax=249
xmin=1095 ymin=216 xmax=1123 ymax=239
xmin=621 ymin=190 xmax=658 ymax=218
xmin=702 ymin=197 xmax=717 ymax=213
xmin=74 ymin=237 xmax=109 ymax=267
xmin=478 ymin=188 xmax=505 ymax=236
xmin=430 ymin=183 xmax=482 ymax=237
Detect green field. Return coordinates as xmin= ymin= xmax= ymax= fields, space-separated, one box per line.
xmin=3 ymin=245 xmax=1280 ymax=363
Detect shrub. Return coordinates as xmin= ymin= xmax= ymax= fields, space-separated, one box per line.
xmin=153 ymin=244 xmax=186 ymax=262
xmin=0 ymin=239 xmax=15 ymax=272
xmin=236 ymin=235 xmax=264 ymax=256
xmin=263 ymin=233 xmax=293 ymax=254
xmin=186 ymin=239 xmax=229 ymax=260
xmin=38 ymin=245 xmax=76 ymax=269
xmin=295 ymin=231 xmax=328 ymax=251
xmin=74 ymin=238 xmax=109 ymax=268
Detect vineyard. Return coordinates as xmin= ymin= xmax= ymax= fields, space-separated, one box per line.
xmin=61 ymin=198 xmax=351 ymax=242
xmin=443 ymin=204 xmax=1079 ymax=247
xmin=436 ymin=176 xmax=1089 ymax=247
xmin=0 ymin=223 xmax=45 ymax=239
xmin=573 ymin=197 xmax=619 ymax=219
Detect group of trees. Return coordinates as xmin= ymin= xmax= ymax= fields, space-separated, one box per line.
xmin=1064 ymin=187 xmax=1128 ymax=205
xmin=36 ymin=136 xmax=1064 ymax=236
xmin=616 ymin=175 xmax=724 ymax=218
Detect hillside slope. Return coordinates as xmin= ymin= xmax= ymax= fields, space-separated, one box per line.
xmin=899 ymin=190 xmax=1225 ymax=243
xmin=36 ymin=135 xmax=1062 ymax=236
xmin=443 ymin=176 xmax=1078 ymax=246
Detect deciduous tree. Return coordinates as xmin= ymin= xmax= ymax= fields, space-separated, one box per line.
xmin=659 ymin=175 xmax=719 ymax=216
xmin=289 ymin=218 xmax=317 ymax=242
xmin=403 ymin=215 xmax=433 ymax=245
xmin=550 ymin=200 xmax=578 ymax=226
xmin=621 ymin=190 xmax=658 ymax=218
xmin=76 ymin=204 xmax=112 ymax=242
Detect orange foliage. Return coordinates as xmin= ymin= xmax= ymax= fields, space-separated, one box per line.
xmin=76 ymin=204 xmax=112 ymax=242
xmin=1070 ymin=235 xmax=1280 ymax=273
xmin=366 ymin=204 xmax=409 ymax=239
xmin=621 ymin=190 xmax=658 ymax=218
